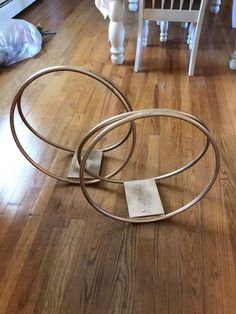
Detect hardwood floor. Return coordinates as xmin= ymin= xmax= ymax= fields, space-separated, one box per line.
xmin=0 ymin=0 xmax=236 ymax=313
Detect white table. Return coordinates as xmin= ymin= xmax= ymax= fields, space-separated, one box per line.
xmin=229 ymin=0 xmax=236 ymax=69
xmin=210 ymin=0 xmax=236 ymax=69
xmin=210 ymin=0 xmax=236 ymax=27
xmin=96 ymin=0 xmax=138 ymax=64
xmin=97 ymin=0 xmax=236 ymax=69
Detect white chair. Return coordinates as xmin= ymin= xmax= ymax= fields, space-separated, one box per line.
xmin=134 ymin=0 xmax=208 ymax=76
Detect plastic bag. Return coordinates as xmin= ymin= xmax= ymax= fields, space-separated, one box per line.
xmin=0 ymin=19 xmax=42 ymax=66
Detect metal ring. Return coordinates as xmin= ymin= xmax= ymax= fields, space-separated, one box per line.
xmin=9 ymin=66 xmax=136 ymax=184
xmin=79 ymin=109 xmax=220 ymax=223
xmin=77 ymin=109 xmax=210 ymax=182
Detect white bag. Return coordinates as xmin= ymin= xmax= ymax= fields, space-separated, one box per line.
xmin=0 ymin=19 xmax=42 ymax=66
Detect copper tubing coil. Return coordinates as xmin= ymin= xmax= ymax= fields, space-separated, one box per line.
xmin=9 ymin=66 xmax=137 ymax=184
xmin=10 ymin=66 xmax=210 ymax=186
xmin=77 ymin=109 xmax=210 ymax=182
xmin=9 ymin=68 xmax=220 ymax=223
xmin=78 ymin=109 xmax=220 ymax=224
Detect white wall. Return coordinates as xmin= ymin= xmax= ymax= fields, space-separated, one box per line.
xmin=0 ymin=0 xmax=37 ymax=19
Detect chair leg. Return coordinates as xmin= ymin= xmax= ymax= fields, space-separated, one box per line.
xmin=160 ymin=21 xmax=168 ymax=42
xmin=188 ymin=23 xmax=201 ymax=76
xmin=134 ymin=18 xmax=144 ymax=72
xmin=187 ymin=24 xmax=191 ymax=45
xmin=181 ymin=22 xmax=188 ymax=29
xmin=187 ymin=22 xmax=196 ymax=49
xmin=142 ymin=20 xmax=149 ymax=47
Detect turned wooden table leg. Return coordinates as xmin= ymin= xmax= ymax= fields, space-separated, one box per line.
xmin=229 ymin=41 xmax=236 ymax=70
xmin=187 ymin=22 xmax=196 ymax=49
xmin=229 ymin=0 xmax=236 ymax=70
xmin=160 ymin=21 xmax=169 ymax=42
xmin=143 ymin=20 xmax=149 ymax=47
xmin=210 ymin=0 xmax=221 ymax=14
xmin=229 ymin=52 xmax=236 ymax=70
xmin=108 ymin=0 xmax=125 ymax=64
xmin=128 ymin=0 xmax=138 ymax=11
xmin=232 ymin=0 xmax=236 ymax=27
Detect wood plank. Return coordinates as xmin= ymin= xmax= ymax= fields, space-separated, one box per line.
xmin=0 ymin=215 xmax=42 ymax=312
xmin=40 ymin=219 xmax=85 ymax=314
xmin=4 ymin=214 xmax=69 ymax=314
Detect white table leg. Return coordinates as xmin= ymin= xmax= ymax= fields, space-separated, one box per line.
xmin=181 ymin=22 xmax=188 ymax=29
xmin=229 ymin=41 xmax=236 ymax=70
xmin=232 ymin=0 xmax=236 ymax=28
xmin=160 ymin=21 xmax=168 ymax=42
xmin=128 ymin=0 xmax=138 ymax=11
xmin=229 ymin=53 xmax=236 ymax=70
xmin=108 ymin=0 xmax=125 ymax=64
xmin=187 ymin=22 xmax=196 ymax=49
xmin=143 ymin=20 xmax=149 ymax=47
xmin=210 ymin=0 xmax=221 ymax=14
xmin=229 ymin=0 xmax=236 ymax=71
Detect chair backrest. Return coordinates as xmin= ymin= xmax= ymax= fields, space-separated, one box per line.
xmin=143 ymin=0 xmax=207 ymax=23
